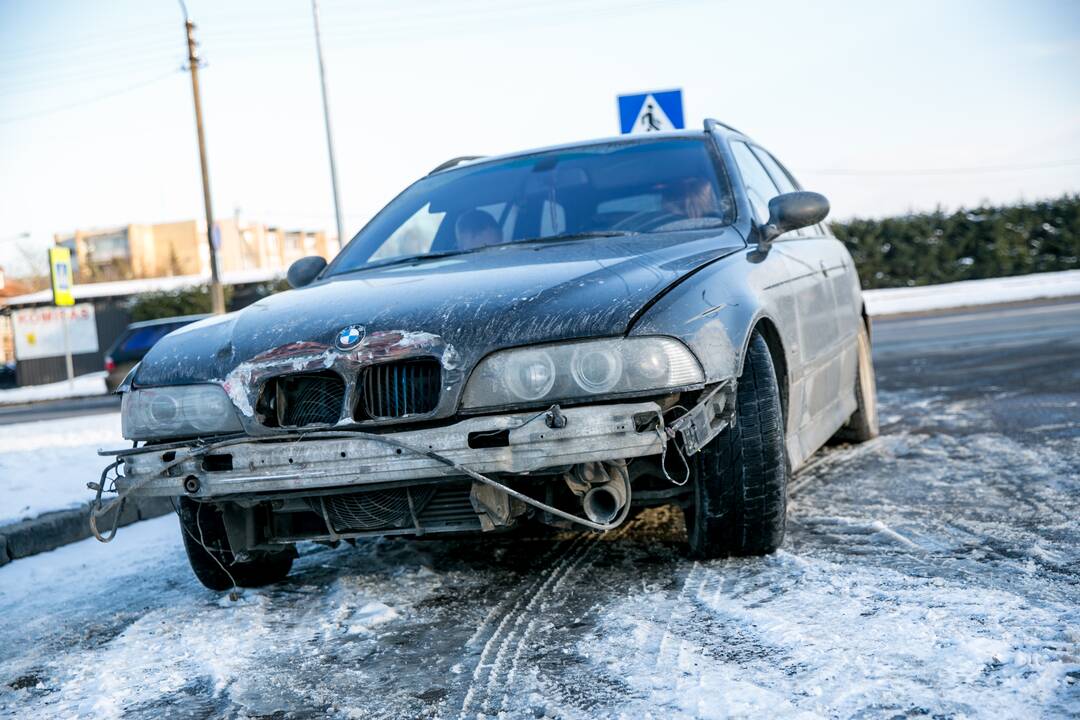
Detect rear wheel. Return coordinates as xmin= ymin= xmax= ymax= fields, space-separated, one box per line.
xmin=684 ymin=331 xmax=788 ymax=558
xmin=178 ymin=498 xmax=295 ymax=591
xmin=833 ymin=322 xmax=879 ymax=443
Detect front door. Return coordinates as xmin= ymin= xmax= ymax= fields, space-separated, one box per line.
xmin=729 ymin=141 xmax=848 ymax=463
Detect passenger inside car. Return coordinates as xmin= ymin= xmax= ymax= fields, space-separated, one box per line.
xmin=455 ymin=209 xmax=502 ymax=250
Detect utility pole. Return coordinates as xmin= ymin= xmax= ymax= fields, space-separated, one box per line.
xmin=180 ymin=0 xmax=225 ymax=314
xmin=311 ymin=0 xmax=346 ymax=251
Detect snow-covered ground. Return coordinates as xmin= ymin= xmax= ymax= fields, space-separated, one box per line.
xmin=0 ymin=371 xmax=107 ymax=406
xmin=864 ymin=268 xmax=1080 ymax=316
xmin=0 ymin=411 xmax=121 ymax=525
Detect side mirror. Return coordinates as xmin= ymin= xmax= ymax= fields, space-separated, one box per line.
xmin=286 ymin=255 xmax=327 ymax=288
xmin=759 ymin=191 xmax=830 ymax=247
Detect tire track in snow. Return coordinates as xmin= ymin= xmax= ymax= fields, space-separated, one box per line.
xmin=495 ymin=520 xmax=638 ymax=714
xmin=654 ymin=560 xmax=702 ymax=674
xmin=456 ymin=532 xmax=597 ymax=719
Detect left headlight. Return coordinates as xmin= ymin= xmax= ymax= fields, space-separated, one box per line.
xmin=461 ymin=337 xmax=703 ymax=410
xmin=121 ymin=384 xmax=243 ymax=440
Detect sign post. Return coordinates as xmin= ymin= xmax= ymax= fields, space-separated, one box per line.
xmin=617 ymin=89 xmax=685 ymax=134
xmin=48 ymin=247 xmax=76 ymax=389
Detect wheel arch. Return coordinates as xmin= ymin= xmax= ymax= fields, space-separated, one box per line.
xmin=750 ymin=316 xmax=789 ymax=425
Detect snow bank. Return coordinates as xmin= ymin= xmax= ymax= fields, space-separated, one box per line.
xmin=864 ymin=269 xmax=1080 ymax=317
xmin=0 ymin=371 xmax=108 ymax=405
xmin=0 ymin=411 xmax=121 ymax=525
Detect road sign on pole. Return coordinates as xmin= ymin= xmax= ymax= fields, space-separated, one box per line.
xmin=48 ymin=247 xmax=76 ymax=387
xmin=617 ymin=89 xmax=685 ymax=134
xmin=49 ymin=247 xmax=75 ymax=307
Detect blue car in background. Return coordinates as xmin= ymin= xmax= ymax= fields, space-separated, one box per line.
xmin=0 ymin=361 xmax=15 ymax=389
xmin=104 ymin=315 xmax=208 ymax=392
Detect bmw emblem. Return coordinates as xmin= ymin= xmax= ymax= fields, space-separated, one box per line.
xmin=335 ymin=324 xmax=366 ymax=350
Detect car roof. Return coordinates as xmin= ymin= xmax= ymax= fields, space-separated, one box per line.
xmin=123 ymin=314 xmax=210 ymax=331
xmin=429 ymin=125 xmax=749 ymax=175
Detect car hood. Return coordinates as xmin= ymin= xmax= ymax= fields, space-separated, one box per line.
xmin=134 ymin=229 xmax=746 ymax=399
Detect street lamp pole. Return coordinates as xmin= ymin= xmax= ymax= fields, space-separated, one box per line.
xmin=179 ymin=0 xmax=226 ymax=314
xmin=312 ymin=0 xmax=347 ymax=251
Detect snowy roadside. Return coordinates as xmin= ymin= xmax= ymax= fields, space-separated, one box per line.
xmin=864 ymin=268 xmax=1080 ymax=317
xmin=0 ymin=371 xmax=108 ymax=405
xmin=0 ymin=412 xmax=122 ymax=526
xmin=0 ymin=411 xmax=169 ymax=565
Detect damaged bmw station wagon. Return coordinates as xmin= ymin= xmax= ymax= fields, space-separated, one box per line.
xmin=95 ymin=120 xmax=878 ymax=590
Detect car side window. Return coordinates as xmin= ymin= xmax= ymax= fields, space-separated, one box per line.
xmin=751 ymin=147 xmax=797 ymax=194
xmin=731 ymin=141 xmax=781 ymax=225
xmin=750 ymin=146 xmax=815 ymax=237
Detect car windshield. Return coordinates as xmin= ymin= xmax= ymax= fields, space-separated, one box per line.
xmin=326 ymin=137 xmax=733 ymax=276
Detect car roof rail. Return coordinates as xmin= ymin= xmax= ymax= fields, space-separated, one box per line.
xmin=428 ymin=155 xmax=485 ymax=174
xmin=704 ymin=118 xmax=745 ymax=136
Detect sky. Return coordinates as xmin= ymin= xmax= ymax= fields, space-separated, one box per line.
xmin=1 ymin=0 xmax=1078 ymax=277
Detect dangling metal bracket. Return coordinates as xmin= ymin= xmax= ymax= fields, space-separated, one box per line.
xmin=667 ymin=381 xmax=736 ymax=456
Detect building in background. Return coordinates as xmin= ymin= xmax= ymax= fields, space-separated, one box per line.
xmin=0 ymin=217 xmax=338 ymax=382
xmin=55 ymin=219 xmax=336 ymax=283
xmin=0 ymin=270 xmax=33 ymax=363
xmin=0 ymin=269 xmax=288 ymax=386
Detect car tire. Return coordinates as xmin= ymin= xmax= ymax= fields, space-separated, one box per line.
xmin=833 ymin=322 xmax=879 ymax=443
xmin=684 ymin=330 xmax=787 ymax=558
xmin=178 ymin=497 xmax=295 ymax=591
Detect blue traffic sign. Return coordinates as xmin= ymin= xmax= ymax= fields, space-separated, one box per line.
xmin=617 ymin=89 xmax=685 ymax=134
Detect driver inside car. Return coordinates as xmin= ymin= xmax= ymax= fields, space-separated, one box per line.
xmin=455 ymin=209 xmax=503 ymax=251
xmin=661 ymin=177 xmax=723 ymax=219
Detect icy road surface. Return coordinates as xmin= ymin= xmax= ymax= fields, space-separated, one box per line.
xmin=1 ymin=301 xmax=1078 ymax=719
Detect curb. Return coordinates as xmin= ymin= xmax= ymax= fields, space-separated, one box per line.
xmin=0 ymin=497 xmax=173 ymax=566
xmin=867 ymin=294 xmax=1080 ymax=321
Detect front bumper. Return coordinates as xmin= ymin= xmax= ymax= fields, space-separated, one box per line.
xmin=116 ymin=401 xmax=664 ymax=499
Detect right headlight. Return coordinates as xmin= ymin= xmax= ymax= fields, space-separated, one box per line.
xmin=461 ymin=336 xmax=703 ymax=410
xmin=122 ymin=384 xmax=243 ymax=440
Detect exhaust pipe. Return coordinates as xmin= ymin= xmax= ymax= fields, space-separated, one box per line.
xmin=581 ymin=465 xmax=630 ymax=524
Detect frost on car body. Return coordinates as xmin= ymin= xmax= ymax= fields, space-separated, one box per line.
xmin=96 ymin=120 xmax=878 ymax=589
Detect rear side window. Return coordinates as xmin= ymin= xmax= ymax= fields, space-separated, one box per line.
xmin=731 ymin=141 xmax=781 ymax=225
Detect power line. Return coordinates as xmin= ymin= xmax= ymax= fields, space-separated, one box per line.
xmin=0 ymin=19 xmax=178 ymax=63
xmin=800 ymin=159 xmax=1080 ymax=177
xmin=0 ymin=70 xmax=181 ymax=125
xmin=0 ymin=47 xmax=183 ymax=95
xmin=0 ymin=35 xmax=180 ymax=75
xmin=0 ymin=0 xmax=697 ymax=97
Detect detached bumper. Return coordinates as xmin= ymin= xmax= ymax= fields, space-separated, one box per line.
xmin=117 ymin=401 xmax=664 ymax=499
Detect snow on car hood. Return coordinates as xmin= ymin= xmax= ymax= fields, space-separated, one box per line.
xmin=133 ymin=229 xmax=746 ymax=388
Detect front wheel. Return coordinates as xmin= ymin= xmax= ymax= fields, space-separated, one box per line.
xmin=178 ymin=498 xmax=295 ymax=591
xmin=684 ymin=331 xmax=788 ymax=558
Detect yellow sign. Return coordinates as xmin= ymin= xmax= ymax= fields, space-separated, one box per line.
xmin=48 ymin=247 xmax=75 ymax=307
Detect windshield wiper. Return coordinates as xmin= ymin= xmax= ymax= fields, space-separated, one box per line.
xmin=335 ymin=250 xmax=470 ymax=276
xmin=510 ymin=230 xmax=638 ymax=245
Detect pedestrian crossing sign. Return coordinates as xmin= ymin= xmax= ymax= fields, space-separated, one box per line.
xmin=617 ymin=89 xmax=684 ymax=134
xmin=48 ymin=246 xmax=75 ymax=307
